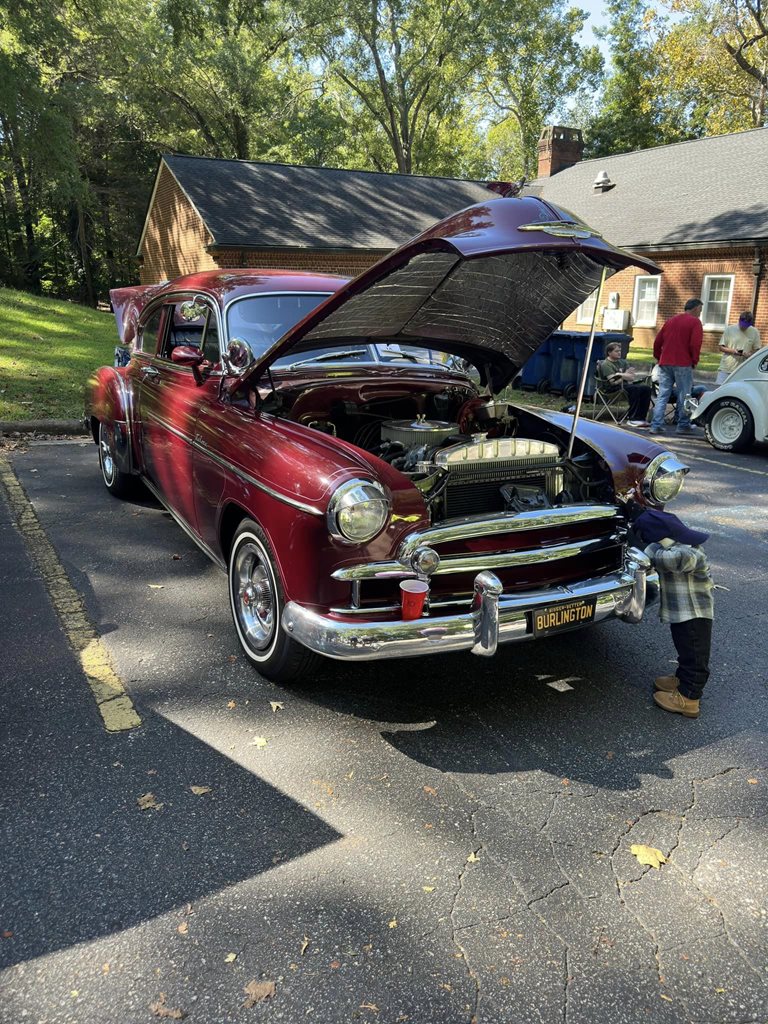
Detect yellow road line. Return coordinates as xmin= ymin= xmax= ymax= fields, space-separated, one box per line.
xmin=689 ymin=454 xmax=768 ymax=478
xmin=0 ymin=457 xmax=141 ymax=732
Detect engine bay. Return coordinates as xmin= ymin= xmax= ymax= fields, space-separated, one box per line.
xmin=263 ymin=376 xmax=616 ymax=521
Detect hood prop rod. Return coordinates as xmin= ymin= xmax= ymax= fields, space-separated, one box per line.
xmin=566 ymin=266 xmax=607 ymax=461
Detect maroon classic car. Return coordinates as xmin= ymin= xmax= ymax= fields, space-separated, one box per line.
xmin=86 ymin=196 xmax=689 ymax=682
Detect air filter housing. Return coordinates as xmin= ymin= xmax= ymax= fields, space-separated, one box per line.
xmin=381 ymin=417 xmax=458 ymax=447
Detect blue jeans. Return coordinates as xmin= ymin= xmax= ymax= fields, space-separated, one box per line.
xmin=651 ymin=365 xmax=694 ymax=431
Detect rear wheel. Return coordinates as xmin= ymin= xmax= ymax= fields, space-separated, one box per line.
xmin=98 ymin=421 xmax=133 ymax=498
xmin=228 ymin=519 xmax=319 ymax=683
xmin=704 ymin=398 xmax=754 ymax=452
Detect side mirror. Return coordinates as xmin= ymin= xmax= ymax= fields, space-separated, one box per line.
xmin=223 ymin=337 xmax=255 ymax=375
xmin=179 ymin=296 xmax=208 ymax=322
xmin=171 ymin=345 xmax=205 ymax=367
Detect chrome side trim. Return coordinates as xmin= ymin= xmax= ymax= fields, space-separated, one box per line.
xmin=332 ymin=533 xmax=622 ymax=581
xmin=191 ymin=438 xmax=324 ymax=517
xmin=146 ymin=410 xmax=195 ymax=445
xmin=142 ymin=477 xmax=226 ymax=571
xmin=283 ymin=552 xmax=658 ymax=662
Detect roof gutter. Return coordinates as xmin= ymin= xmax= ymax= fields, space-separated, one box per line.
xmin=626 ymin=238 xmax=767 ymax=253
xmin=206 ymin=243 xmax=392 ymax=255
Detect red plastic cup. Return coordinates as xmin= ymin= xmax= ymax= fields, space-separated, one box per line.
xmin=400 ymin=579 xmax=430 ymax=620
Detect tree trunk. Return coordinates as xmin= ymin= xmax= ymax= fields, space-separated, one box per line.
xmin=77 ymin=201 xmax=96 ymax=307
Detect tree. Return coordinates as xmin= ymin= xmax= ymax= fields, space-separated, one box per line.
xmin=478 ymin=0 xmax=603 ymax=178
xmin=585 ymin=0 xmax=682 ymax=156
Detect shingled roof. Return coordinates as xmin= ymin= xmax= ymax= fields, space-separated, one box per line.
xmin=161 ymin=154 xmax=491 ymax=251
xmin=524 ymin=128 xmax=768 ymax=249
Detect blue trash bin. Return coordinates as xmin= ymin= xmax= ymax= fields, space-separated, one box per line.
xmin=519 ymin=336 xmax=554 ymax=392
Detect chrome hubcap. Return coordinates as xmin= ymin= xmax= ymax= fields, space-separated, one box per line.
xmin=234 ymin=544 xmax=275 ymax=650
xmin=711 ymin=408 xmax=742 ymax=443
xmin=99 ymin=425 xmax=115 ymax=483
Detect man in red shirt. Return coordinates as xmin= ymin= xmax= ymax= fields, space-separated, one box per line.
xmin=649 ymin=298 xmax=704 ymax=434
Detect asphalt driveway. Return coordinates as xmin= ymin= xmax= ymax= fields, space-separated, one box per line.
xmin=1 ymin=435 xmax=767 ymax=1024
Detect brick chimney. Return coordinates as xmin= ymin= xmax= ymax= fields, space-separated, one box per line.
xmin=537 ymin=126 xmax=584 ymax=178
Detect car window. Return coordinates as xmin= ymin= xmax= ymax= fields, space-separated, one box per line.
xmin=226 ymin=294 xmax=330 ymax=357
xmin=161 ymin=302 xmax=206 ymax=360
xmin=138 ymin=308 xmax=164 ymax=356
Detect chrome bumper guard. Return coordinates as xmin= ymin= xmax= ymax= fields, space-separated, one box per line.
xmin=283 ymin=548 xmax=658 ymax=662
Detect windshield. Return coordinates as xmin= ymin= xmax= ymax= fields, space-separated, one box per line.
xmin=226 ymin=294 xmax=472 ymax=373
xmin=226 ymin=293 xmax=330 ymax=358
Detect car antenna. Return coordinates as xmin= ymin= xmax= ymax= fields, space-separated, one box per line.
xmin=566 ymin=267 xmax=607 ymax=461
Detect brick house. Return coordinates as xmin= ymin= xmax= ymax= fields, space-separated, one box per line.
xmin=527 ymin=126 xmax=768 ymax=353
xmin=137 ymin=154 xmax=490 ymax=284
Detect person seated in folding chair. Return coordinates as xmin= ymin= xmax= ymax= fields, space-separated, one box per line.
xmin=595 ymin=342 xmax=652 ymax=427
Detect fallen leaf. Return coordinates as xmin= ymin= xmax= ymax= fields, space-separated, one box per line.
xmin=312 ymin=780 xmax=334 ymax=797
xmin=360 ymin=1003 xmax=379 ymax=1013
xmin=660 ymin=994 xmax=672 ymax=1002
xmin=300 ymin=936 xmax=310 ymax=955
xmin=228 ymin=654 xmax=238 ymax=663
xmin=150 ymin=993 xmax=186 ymax=1019
xmin=561 ymin=778 xmax=570 ymax=786
xmin=251 ymin=736 xmax=268 ymax=748
xmin=440 ymin=983 xmax=452 ymax=992
xmin=243 ymin=980 xmax=276 ymax=1007
xmin=330 ymin=960 xmax=341 ymax=969
xmin=606 ymin=751 xmax=615 ymax=760
xmin=71 ymin=990 xmax=79 ymax=998
xmin=171 ymin=554 xmax=181 ymax=560
xmin=102 ymin=963 xmax=110 ymax=974
xmin=388 ymin=918 xmax=398 ymax=929
xmin=715 ymin=988 xmax=726 ymax=994
xmin=226 ymin=700 xmax=237 ymax=709
xmin=148 ymin=584 xmax=164 ymax=590
xmin=177 ymin=922 xmax=189 ymax=935
xmin=423 ymin=785 xmax=438 ymax=797
xmin=422 ymin=886 xmax=435 ymax=893
xmin=2 ymin=931 xmax=13 ymax=939
xmin=467 ymin=851 xmax=480 ymax=863
xmin=270 ymin=701 xmax=284 ymax=712
xmin=224 ymin=952 xmax=237 ymax=963
xmin=747 ymin=778 xmax=758 ymax=785
xmin=189 ymin=786 xmax=211 ymax=796
xmin=631 ymin=844 xmax=668 ymax=870
xmin=137 ymin=792 xmax=163 ymax=811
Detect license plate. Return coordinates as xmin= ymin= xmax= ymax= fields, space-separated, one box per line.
xmin=531 ymin=597 xmax=596 ymax=637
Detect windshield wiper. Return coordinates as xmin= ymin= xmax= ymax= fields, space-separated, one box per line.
xmin=288 ymin=349 xmax=368 ymax=369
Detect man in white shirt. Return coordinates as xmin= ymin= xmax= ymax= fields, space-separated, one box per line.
xmin=716 ymin=311 xmax=762 ymax=385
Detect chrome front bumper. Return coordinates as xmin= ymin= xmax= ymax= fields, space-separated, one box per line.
xmin=283 ymin=548 xmax=658 ymax=662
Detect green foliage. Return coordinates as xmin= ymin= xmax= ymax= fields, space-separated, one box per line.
xmin=0 ymin=286 xmax=115 ymax=420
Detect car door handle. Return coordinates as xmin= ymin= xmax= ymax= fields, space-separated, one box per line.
xmin=140 ymin=366 xmax=160 ymax=378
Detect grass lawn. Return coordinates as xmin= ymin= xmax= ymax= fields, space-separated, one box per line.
xmin=626 ymin=345 xmax=721 ymax=373
xmin=0 ymin=287 xmax=116 ymax=421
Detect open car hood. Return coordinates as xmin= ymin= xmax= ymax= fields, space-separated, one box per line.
xmin=239 ymin=196 xmax=661 ymax=392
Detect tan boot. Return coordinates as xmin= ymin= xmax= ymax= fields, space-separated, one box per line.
xmin=654 ymin=675 xmax=678 ymax=692
xmin=653 ymin=689 xmax=700 ymax=718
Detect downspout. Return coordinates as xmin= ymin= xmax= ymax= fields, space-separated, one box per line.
xmin=751 ymin=245 xmax=763 ymax=318
xmin=566 ymin=267 xmax=607 ymax=460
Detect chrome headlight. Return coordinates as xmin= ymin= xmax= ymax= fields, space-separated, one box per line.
xmin=327 ymin=479 xmax=391 ymax=543
xmin=642 ymin=453 xmax=689 ymax=506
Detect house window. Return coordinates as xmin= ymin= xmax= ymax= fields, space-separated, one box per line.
xmin=701 ymin=275 xmax=735 ymax=329
xmin=632 ymin=276 xmax=659 ymax=327
xmin=576 ymin=289 xmax=599 ymax=325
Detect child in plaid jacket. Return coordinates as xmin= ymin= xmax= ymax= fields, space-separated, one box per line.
xmin=634 ymin=509 xmax=714 ymax=719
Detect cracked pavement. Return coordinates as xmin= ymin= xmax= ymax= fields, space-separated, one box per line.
xmin=1 ymin=437 xmax=767 ymax=1024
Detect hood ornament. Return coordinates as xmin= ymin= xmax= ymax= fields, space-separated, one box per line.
xmin=519 ymin=220 xmax=600 ymax=239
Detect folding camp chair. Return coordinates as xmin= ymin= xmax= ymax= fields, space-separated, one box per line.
xmin=592 ymin=360 xmax=629 ymax=424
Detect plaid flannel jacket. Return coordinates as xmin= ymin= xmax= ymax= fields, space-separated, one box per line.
xmin=644 ymin=542 xmax=715 ymax=624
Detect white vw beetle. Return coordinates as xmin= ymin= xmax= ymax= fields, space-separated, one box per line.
xmin=689 ymin=349 xmax=768 ymax=451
